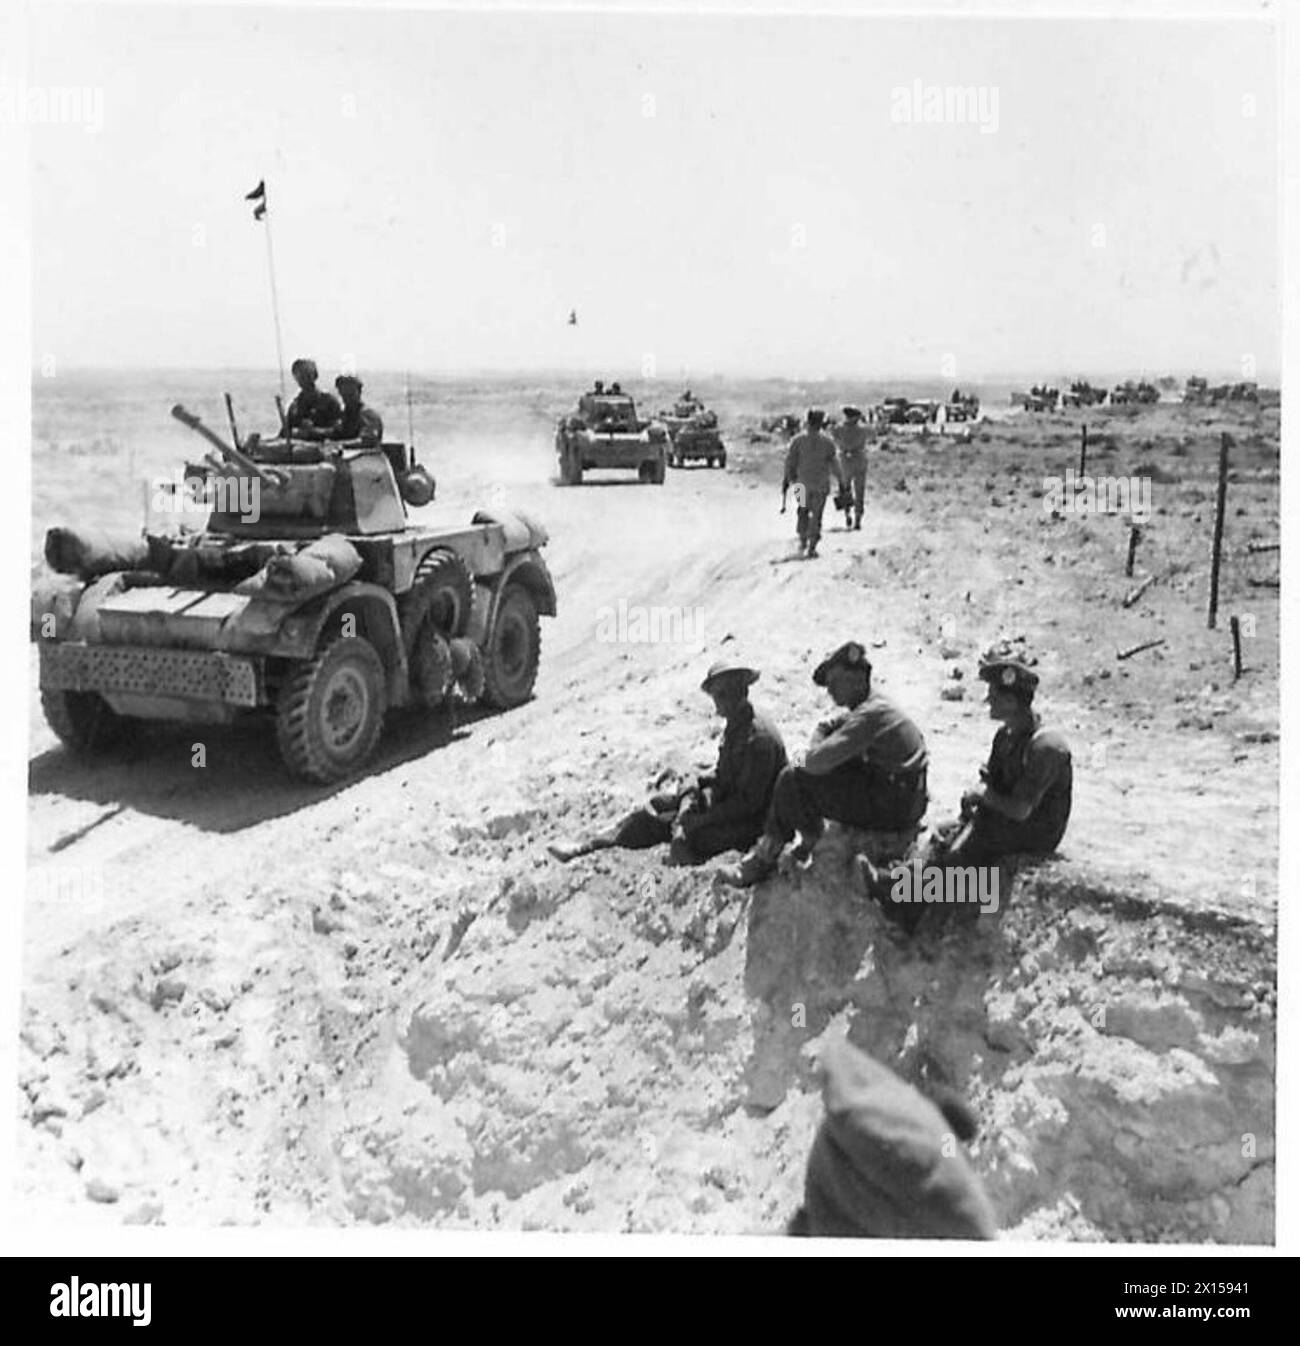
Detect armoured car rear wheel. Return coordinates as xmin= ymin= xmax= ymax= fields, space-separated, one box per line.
xmin=276 ymin=637 xmax=387 ymax=783
xmin=481 ymin=585 xmax=540 ymax=709
xmin=41 ymin=689 xmax=126 ymax=755
xmin=403 ymin=547 xmax=473 ymax=641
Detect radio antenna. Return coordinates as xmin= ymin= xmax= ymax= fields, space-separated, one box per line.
xmin=406 ymin=372 xmax=417 ymax=465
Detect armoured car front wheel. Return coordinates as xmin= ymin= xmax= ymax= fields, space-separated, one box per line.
xmin=275 ymin=637 xmax=387 ymax=783
xmin=480 ymin=585 xmax=540 ymax=709
xmin=41 ymin=689 xmax=126 ymax=755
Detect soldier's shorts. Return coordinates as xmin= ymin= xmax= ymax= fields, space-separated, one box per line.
xmin=797 ymin=489 xmax=830 ymax=545
xmin=767 ymin=762 xmax=927 ymax=845
xmin=848 ymin=464 xmax=867 ymax=519
xmin=943 ymin=808 xmax=1069 ymax=865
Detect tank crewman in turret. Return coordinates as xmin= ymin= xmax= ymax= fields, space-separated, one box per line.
xmin=722 ymin=641 xmax=928 ymax=886
xmin=784 ymin=409 xmax=845 ymax=558
xmin=935 ymin=644 xmax=1073 ymax=867
xmin=329 ymin=374 xmax=384 ymax=447
xmin=833 ymin=406 xmax=870 ymax=531
xmin=283 ymin=358 xmax=341 ymax=436
xmin=547 ymin=658 xmax=787 ymax=866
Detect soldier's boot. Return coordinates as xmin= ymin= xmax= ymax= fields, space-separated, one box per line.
xmin=719 ymin=834 xmax=782 ymax=888
xmin=856 ymin=854 xmax=924 ymax=936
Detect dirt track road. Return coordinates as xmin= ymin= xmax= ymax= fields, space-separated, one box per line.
xmin=20 ymin=422 xmax=1277 ymax=1237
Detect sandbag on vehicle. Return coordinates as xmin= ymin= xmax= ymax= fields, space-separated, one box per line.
xmin=31 ymin=572 xmax=85 ymax=640
xmin=45 ymin=526 xmax=149 ymax=579
xmin=236 ymin=533 xmax=362 ymax=601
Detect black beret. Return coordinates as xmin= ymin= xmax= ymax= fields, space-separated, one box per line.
xmin=813 ymin=640 xmax=871 ymax=686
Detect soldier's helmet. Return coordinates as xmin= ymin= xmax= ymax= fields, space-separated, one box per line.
xmin=701 ymin=658 xmax=760 ymax=693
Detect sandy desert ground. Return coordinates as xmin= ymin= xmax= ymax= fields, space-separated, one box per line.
xmin=19 ymin=375 xmax=1278 ymax=1241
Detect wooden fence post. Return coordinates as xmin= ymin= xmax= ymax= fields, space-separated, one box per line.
xmin=1208 ymin=433 xmax=1230 ymax=629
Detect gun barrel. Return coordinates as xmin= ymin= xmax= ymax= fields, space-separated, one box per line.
xmin=171 ymin=404 xmax=285 ymax=487
xmin=171 ymin=404 xmax=233 ymax=459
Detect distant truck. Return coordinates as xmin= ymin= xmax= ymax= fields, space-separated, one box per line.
xmin=1011 ymin=385 xmax=1061 ymax=413
xmin=555 ymin=389 xmax=669 ymax=485
xmin=876 ymin=396 xmax=942 ymax=430
xmin=1061 ymin=380 xmax=1108 ymax=409
xmin=1110 ymin=379 xmax=1159 ymax=406
xmin=944 ymin=389 xmax=981 ymax=422
xmin=1189 ymin=379 xmax=1259 ymax=406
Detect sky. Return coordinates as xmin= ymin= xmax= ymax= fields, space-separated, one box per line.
xmin=19 ymin=2 xmax=1281 ymax=380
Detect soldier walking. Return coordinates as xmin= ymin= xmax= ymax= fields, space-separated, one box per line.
xmin=833 ymin=405 xmax=869 ymax=530
xmin=783 ymin=409 xmax=844 ymax=559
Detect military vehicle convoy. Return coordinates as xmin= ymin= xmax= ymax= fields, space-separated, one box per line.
xmin=33 ymin=406 xmax=556 ymax=783
xmin=555 ymin=388 xmax=669 ymax=485
xmin=658 ymin=394 xmax=726 ymax=469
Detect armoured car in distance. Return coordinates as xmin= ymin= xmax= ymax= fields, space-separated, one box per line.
xmin=555 ymin=390 xmax=668 ymax=485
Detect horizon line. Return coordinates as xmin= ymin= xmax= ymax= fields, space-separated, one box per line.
xmin=28 ymin=364 xmax=1280 ymax=386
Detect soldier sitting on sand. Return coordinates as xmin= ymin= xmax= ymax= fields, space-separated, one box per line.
xmin=857 ymin=644 xmax=1072 ymax=933
xmin=722 ymin=642 xmax=928 ymax=886
xmin=329 ymin=374 xmax=384 ymax=448
xmin=548 ymin=658 xmax=787 ymax=866
xmin=283 ymin=358 xmax=341 ymax=436
xmin=935 ymin=643 xmax=1073 ymax=867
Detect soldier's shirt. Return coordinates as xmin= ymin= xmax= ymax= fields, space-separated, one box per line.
xmin=803 ymin=692 xmax=928 ymax=778
xmin=331 ymin=404 xmax=385 ymax=447
xmin=833 ymin=422 xmax=869 ymax=463
xmin=693 ymin=702 xmax=788 ymax=830
xmin=286 ymin=388 xmax=341 ymax=431
xmin=784 ymin=430 xmax=843 ymax=494
xmin=985 ymin=714 xmax=1072 ymax=836
xmin=804 ymin=1039 xmax=997 ymax=1240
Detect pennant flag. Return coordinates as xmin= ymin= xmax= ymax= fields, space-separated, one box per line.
xmin=245 ymin=179 xmax=267 ymax=221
